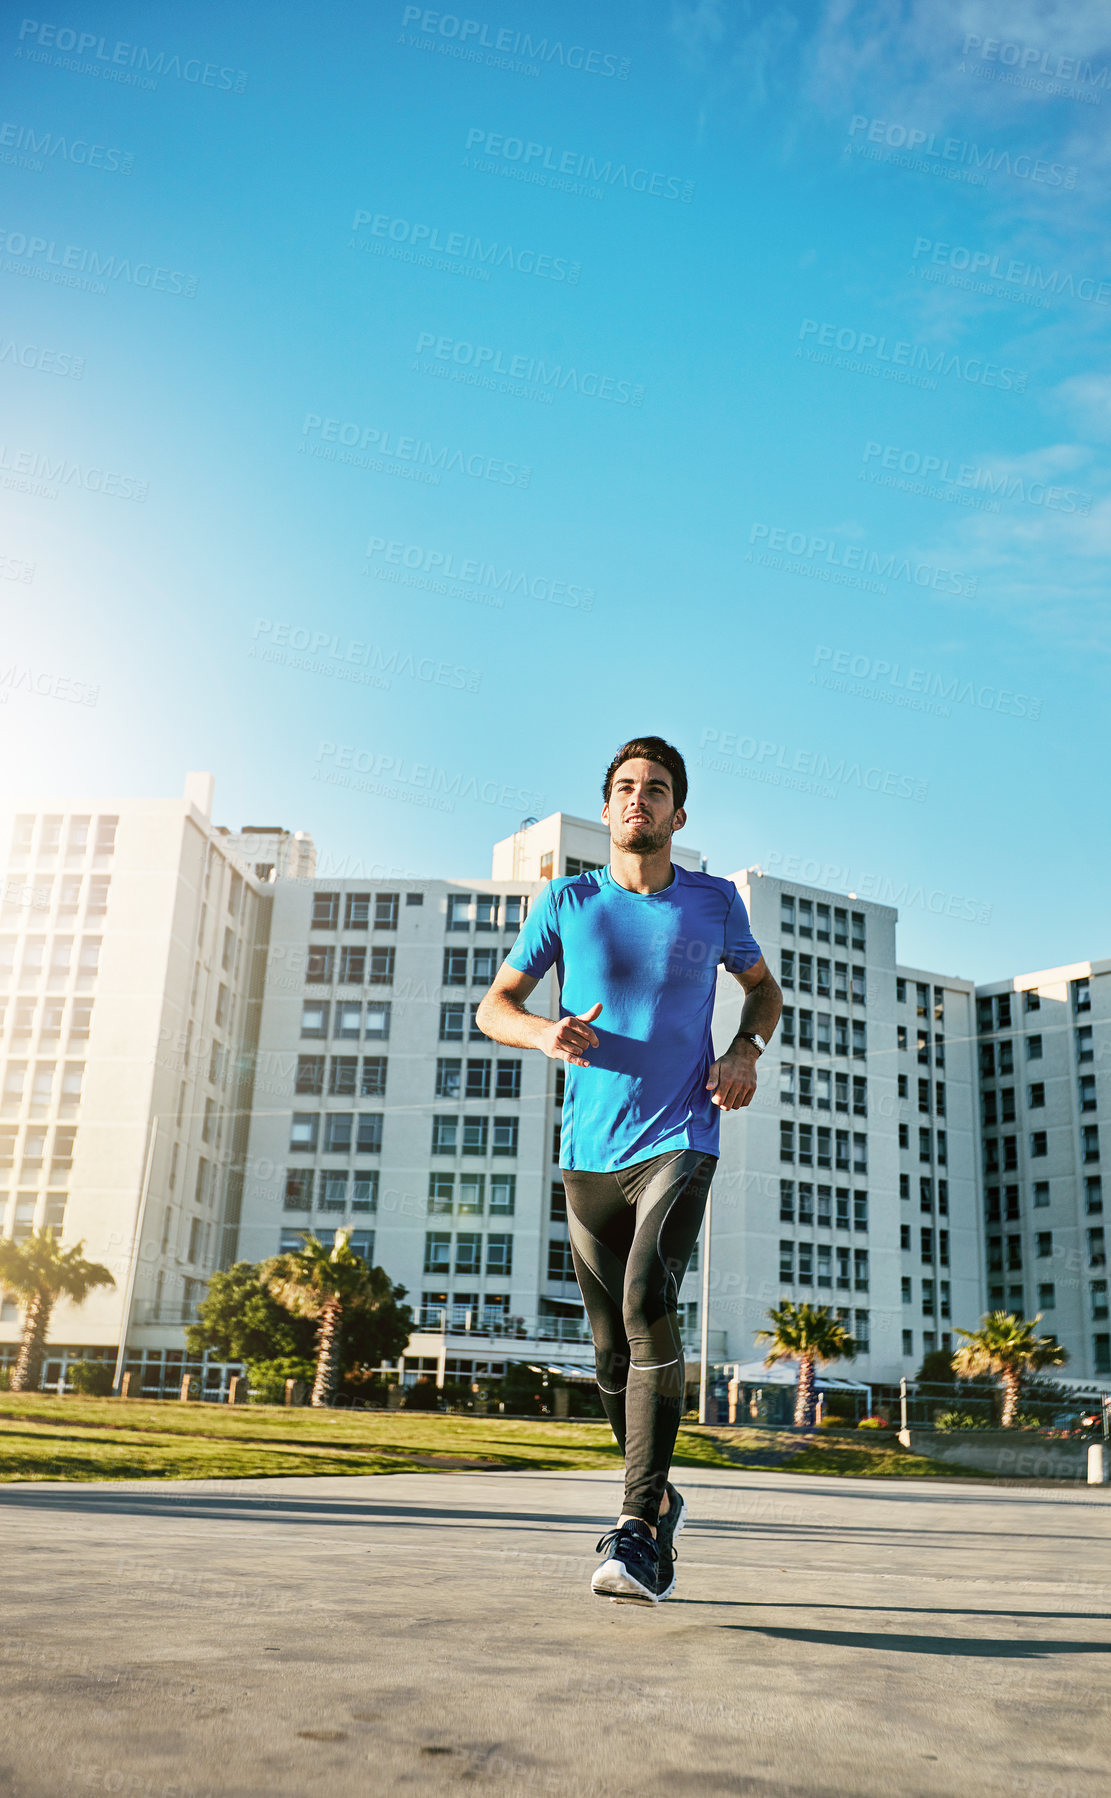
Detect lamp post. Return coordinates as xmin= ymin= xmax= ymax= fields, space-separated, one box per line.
xmin=698 ymin=1182 xmax=713 ymax=1424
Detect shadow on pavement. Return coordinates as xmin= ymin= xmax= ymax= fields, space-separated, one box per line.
xmin=731 ymin=1624 xmax=1111 ymax=1657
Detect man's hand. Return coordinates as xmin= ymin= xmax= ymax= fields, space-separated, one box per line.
xmin=706 ymin=1041 xmax=759 ymax=1110
xmin=538 ymin=1003 xmax=603 ymax=1067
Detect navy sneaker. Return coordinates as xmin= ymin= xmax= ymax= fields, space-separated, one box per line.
xmin=591 ymin=1519 xmax=660 ymax=1605
xmin=654 ymin=1484 xmax=687 ymax=1600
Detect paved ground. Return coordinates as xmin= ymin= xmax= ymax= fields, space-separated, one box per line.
xmin=1 ymin=1465 xmax=1108 ymax=1798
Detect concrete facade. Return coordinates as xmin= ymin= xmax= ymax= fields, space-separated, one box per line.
xmin=1 ymin=777 xmax=1107 ymax=1388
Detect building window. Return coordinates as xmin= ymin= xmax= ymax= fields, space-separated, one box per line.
xmin=443 ymin=948 xmax=468 ymax=986
xmin=1036 ymin=1230 xmax=1053 ymax=1259
xmin=1088 ymin=1228 xmax=1106 ymax=1269
xmin=490 ymin=1174 xmax=516 ymax=1215
xmin=548 ymin=1239 xmax=576 ymax=1281
xmin=284 ymin=1170 xmax=313 ymax=1211
xmin=462 ymin=1117 xmax=489 ymax=1155
xmin=474 ymin=893 xmax=499 ymax=930
xmin=329 ymin=1056 xmax=358 ymax=1096
xmin=779 ymin=1121 xmax=795 ymax=1163
xmin=1026 ymin=1035 xmax=1042 ymax=1061
xmin=1080 ymin=1126 xmax=1100 ymax=1162
xmin=495 ymin=1060 xmax=522 ymax=1100
xmin=455 ymin=1233 xmax=482 ymax=1276
xmin=365 ymin=1002 xmax=391 ymax=1039
xmin=344 ymin=893 xmax=370 ymax=930
xmin=296 ymin=1055 xmax=324 ymax=1096
xmin=306 ymin=946 xmax=334 ymax=984
xmin=1032 ymin=1181 xmax=1050 ymax=1208
xmin=359 ymin=1114 xmax=384 ymax=1157
xmin=1080 ymin=1076 xmax=1097 ymax=1113
xmin=447 ymin=893 xmax=472 ymax=931
xmin=289 ymin=1114 xmax=318 ymax=1152
xmin=472 ymin=948 xmax=498 ymax=985
xmin=492 ymin=1118 xmax=518 ymax=1157
xmin=439 ymin=1003 xmax=465 ymax=1042
xmin=779 ymin=1180 xmax=794 ymax=1223
xmin=779 ymin=1240 xmax=794 ymax=1282
xmin=1073 ymin=978 xmax=1091 ymax=1013
xmin=336 ymin=946 xmax=364 ymax=985
xmin=352 ymin=1170 xmax=378 ymax=1211
xmin=435 ymin=1058 xmax=461 ymax=1099
xmin=465 ymin=1060 xmax=492 ymax=1100
xmin=1086 ymin=1176 xmax=1103 ymax=1215
xmin=369 ymin=947 xmax=395 ymax=985
xmin=853 ymin=1248 xmax=869 ymax=1292
xmin=424 ymin=1233 xmax=451 ymax=1275
xmin=432 ymin=1115 xmax=458 ymax=1155
xmin=374 ymin=893 xmax=399 ymax=930
xmin=1077 ymin=1026 xmax=1094 ymax=1063
xmin=323 ymin=1113 xmax=352 ymax=1154
xmin=318 ymin=1171 xmax=348 ymax=1213
xmin=852 ymin=1020 xmax=867 ymax=1059
xmin=1028 ymin=1083 xmax=1045 ymax=1109
xmin=902 ymin=1276 xmax=912 ymax=1305
xmin=486 ymin=1234 xmax=513 ymax=1277
xmin=361 ymin=1056 xmax=387 ymax=1097
xmin=428 ymin=1174 xmax=454 ymax=1215
xmin=311 ymin=893 xmax=339 ymax=930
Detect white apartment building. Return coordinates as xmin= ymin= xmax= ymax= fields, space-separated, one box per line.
xmin=1 ymin=776 xmax=1106 ymax=1389
xmin=975 ymin=961 xmax=1110 ymax=1378
xmin=0 ymin=776 xmax=305 ymax=1393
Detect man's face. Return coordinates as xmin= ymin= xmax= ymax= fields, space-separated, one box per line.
xmin=602 ymin=758 xmax=686 ymax=854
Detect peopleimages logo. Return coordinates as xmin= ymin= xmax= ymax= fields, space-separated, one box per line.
xmin=861 ymin=442 xmax=1091 ymax=516
xmin=798 ymin=319 xmax=1026 ymax=392
xmin=812 ymin=647 xmax=1042 ymax=721
xmin=299 ymin=413 xmax=531 ymax=487
xmin=351 ymin=209 xmax=580 ymax=283
xmin=0 ymin=119 xmax=134 ymax=173
xmin=0 ymin=226 xmax=198 ymax=296
xmin=364 ymin=535 xmax=594 ymax=610
xmin=911 ymin=237 xmax=1111 ymax=306
xmin=463 ymin=128 xmax=694 ymax=201
xmin=697 ymin=729 xmax=928 ymax=803
xmin=15 ymin=19 xmax=249 ymax=91
xmin=846 ymin=115 xmax=1077 ymax=187
xmin=414 ymin=332 xmax=643 ymax=405
xmin=748 ymin=523 xmax=978 ymax=598
xmin=399 ymin=8 xmax=630 ymax=78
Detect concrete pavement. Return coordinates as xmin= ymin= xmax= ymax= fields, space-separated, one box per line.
xmin=1 ymin=1464 xmax=1108 ymax=1798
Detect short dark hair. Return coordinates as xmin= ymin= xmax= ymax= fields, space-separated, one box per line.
xmin=602 ymin=737 xmax=688 ymax=812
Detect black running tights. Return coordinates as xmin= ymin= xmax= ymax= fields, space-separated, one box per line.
xmin=561 ymin=1150 xmax=716 ymax=1527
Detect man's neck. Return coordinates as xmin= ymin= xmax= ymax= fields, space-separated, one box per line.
xmin=608 ymin=845 xmax=675 ymax=895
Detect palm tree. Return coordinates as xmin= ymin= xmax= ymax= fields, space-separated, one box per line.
xmin=261 ymin=1230 xmax=392 ymax=1406
xmin=952 ymin=1312 xmax=1067 ymax=1428
xmin=754 ymin=1301 xmax=857 ymax=1427
xmin=0 ymin=1231 xmax=115 ymax=1393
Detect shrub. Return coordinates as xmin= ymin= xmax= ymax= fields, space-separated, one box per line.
xmin=246 ymin=1356 xmax=316 ymax=1404
xmin=68 ymin=1360 xmax=114 ymax=1396
xmin=935 ymin=1409 xmax=990 ymax=1431
xmin=816 ymin=1414 xmax=851 ymax=1430
xmin=857 ymin=1414 xmax=890 ymax=1430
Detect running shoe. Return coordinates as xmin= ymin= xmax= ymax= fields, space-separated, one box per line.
xmin=654 ymin=1484 xmax=687 ymax=1600
xmin=591 ymin=1520 xmax=660 ymax=1604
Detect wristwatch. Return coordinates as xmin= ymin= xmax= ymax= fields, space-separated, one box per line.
xmin=737 ymin=1031 xmax=766 ymax=1056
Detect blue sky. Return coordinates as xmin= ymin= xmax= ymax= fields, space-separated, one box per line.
xmin=2 ymin=0 xmax=1109 ymax=981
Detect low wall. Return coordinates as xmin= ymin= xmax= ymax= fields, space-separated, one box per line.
xmin=899 ymin=1427 xmax=1094 ymax=1480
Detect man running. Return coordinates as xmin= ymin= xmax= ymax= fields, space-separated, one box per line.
xmin=476 ymin=736 xmax=782 ymax=1603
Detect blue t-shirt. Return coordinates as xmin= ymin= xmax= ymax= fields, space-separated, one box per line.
xmin=504 ymin=864 xmax=763 ymax=1173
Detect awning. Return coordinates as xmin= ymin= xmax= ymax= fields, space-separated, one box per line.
xmin=722 ymin=1358 xmax=871 ymax=1392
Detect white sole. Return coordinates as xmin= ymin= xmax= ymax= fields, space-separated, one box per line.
xmin=591 ymin=1558 xmax=659 ymax=1605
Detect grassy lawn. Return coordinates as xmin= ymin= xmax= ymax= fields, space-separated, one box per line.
xmin=0 ymin=1395 xmax=1002 ymax=1484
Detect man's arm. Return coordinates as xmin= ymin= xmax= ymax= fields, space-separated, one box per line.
xmin=475 ymin=963 xmax=603 ymax=1066
xmin=706 ymin=955 xmax=783 ymax=1111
